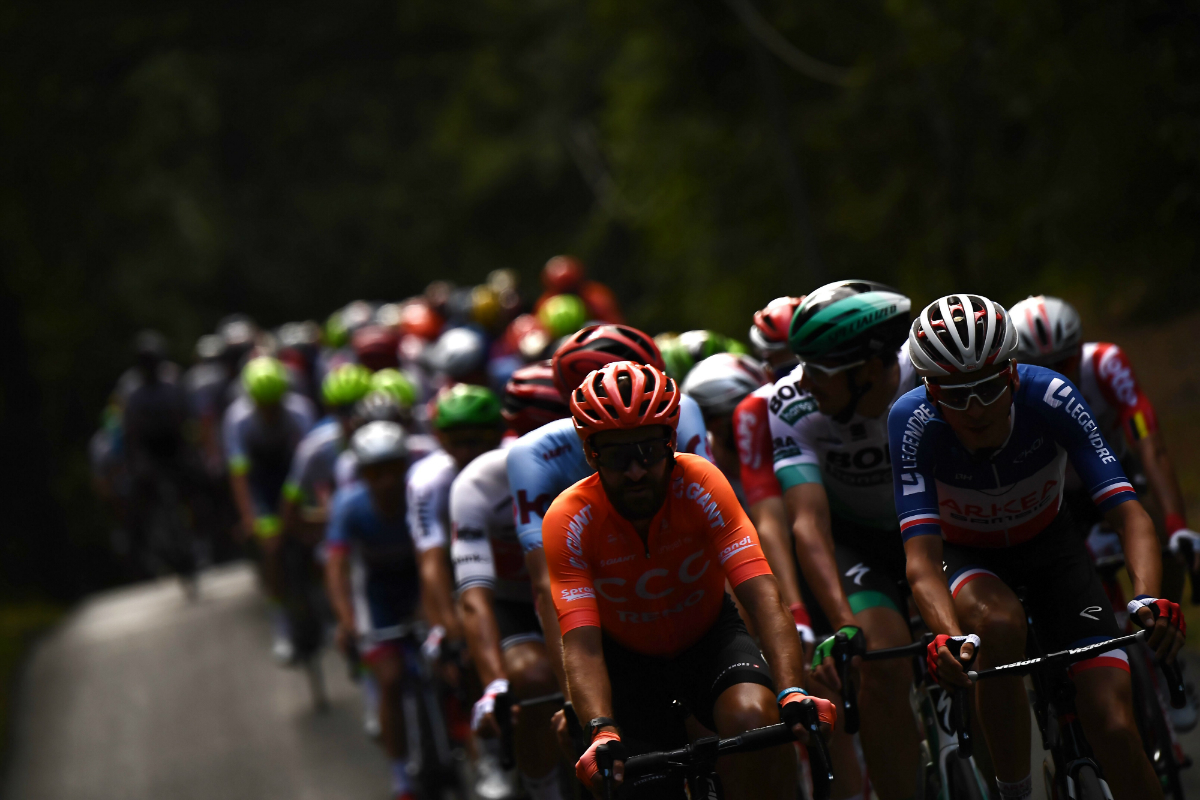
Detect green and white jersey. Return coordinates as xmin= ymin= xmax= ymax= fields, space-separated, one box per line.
xmin=768 ymin=342 xmax=918 ymax=530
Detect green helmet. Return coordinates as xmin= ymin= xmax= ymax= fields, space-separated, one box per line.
xmin=371 ymin=368 xmax=417 ymax=409
xmin=538 ymin=294 xmax=588 ymax=338
xmin=242 ymin=357 xmax=290 ymax=405
xmin=322 ymin=363 xmax=373 ymax=408
xmin=788 ymin=280 xmax=911 ymax=365
xmin=324 ymin=309 xmax=349 ymax=349
xmin=434 ymin=384 xmax=502 ymax=430
xmin=655 ymin=330 xmax=740 ymax=382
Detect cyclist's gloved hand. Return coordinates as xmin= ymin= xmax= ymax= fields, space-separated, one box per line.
xmin=421 ymin=624 xmax=446 ymax=662
xmin=927 ymin=633 xmax=979 ymax=689
xmin=790 ymin=603 xmax=816 ymax=648
xmin=576 ymin=731 xmax=623 ymax=793
xmin=811 ymin=625 xmax=864 ymax=668
xmin=1129 ymin=595 xmax=1186 ymax=662
xmin=778 ymin=687 xmax=836 ymax=743
xmin=1168 ymin=527 xmax=1200 ymax=571
xmin=471 ymin=678 xmax=509 ymax=736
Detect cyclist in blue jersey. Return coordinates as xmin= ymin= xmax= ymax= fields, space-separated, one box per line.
xmin=325 ymin=421 xmax=457 ymax=800
xmin=505 ymin=325 xmax=712 ymax=691
xmin=889 ymin=294 xmax=1184 ymax=800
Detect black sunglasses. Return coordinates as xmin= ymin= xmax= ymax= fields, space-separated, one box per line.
xmin=592 ymin=437 xmax=672 ymax=472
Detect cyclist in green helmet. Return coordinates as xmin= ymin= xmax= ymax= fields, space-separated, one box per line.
xmin=371 ymin=368 xmax=417 ymax=412
xmin=322 ymin=363 xmax=373 ymax=411
xmin=223 ymin=356 xmax=316 ymax=662
xmin=537 ymin=293 xmax=588 ymax=339
xmin=766 ymin=280 xmax=921 ymax=800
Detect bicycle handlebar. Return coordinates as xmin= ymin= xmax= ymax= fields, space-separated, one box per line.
xmin=969 ymin=629 xmax=1147 ymax=681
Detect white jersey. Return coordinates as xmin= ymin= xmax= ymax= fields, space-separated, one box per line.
xmin=406 ymin=449 xmax=460 ymax=551
xmin=769 ymin=343 xmax=919 ymax=530
xmin=449 ymin=444 xmax=531 ymax=603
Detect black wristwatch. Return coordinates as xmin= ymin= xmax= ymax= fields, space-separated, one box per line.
xmin=585 ymin=716 xmax=620 ymax=743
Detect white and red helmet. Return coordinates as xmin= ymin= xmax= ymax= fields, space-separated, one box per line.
xmin=680 ymin=353 xmax=769 ymax=418
xmin=909 ymin=294 xmax=1019 ymax=378
xmin=1008 ymin=295 xmax=1083 ymax=366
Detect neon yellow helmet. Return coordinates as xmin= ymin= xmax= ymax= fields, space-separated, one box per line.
xmin=242 ymin=357 xmax=289 ymax=405
xmin=322 ymin=363 xmax=373 ymax=408
xmin=537 ymin=294 xmax=588 ymax=338
xmin=371 ymin=368 xmax=417 ymax=409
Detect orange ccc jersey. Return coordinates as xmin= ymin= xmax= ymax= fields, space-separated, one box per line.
xmin=545 ymin=453 xmax=772 ymax=657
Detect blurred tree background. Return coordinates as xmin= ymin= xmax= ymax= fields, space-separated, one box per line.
xmin=1 ymin=0 xmax=1197 ymax=600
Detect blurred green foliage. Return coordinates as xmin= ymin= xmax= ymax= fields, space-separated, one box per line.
xmin=0 ymin=0 xmax=1197 ymax=597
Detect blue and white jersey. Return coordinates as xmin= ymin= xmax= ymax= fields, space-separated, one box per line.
xmin=326 ymin=479 xmax=442 ymax=639
xmin=282 ymin=422 xmax=343 ymax=506
xmin=507 ymin=394 xmax=713 ymax=552
xmin=888 ymin=364 xmax=1136 ymax=548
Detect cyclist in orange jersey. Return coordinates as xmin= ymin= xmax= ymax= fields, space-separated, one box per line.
xmin=544 ymin=361 xmax=833 ymax=800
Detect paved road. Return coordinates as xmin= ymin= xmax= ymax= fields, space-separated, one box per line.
xmin=3 ymin=562 xmax=391 ymax=800
xmin=5 ymin=561 xmax=1200 ymax=799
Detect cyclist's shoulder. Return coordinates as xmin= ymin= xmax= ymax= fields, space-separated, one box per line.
xmin=507 ymin=417 xmax=579 ymax=474
xmin=765 ymin=366 xmax=818 ymax=427
xmin=1012 ymin=363 xmax=1083 ymax=417
xmin=451 ymin=448 xmax=507 ymax=498
xmin=669 ymin=453 xmax=742 ymax=517
xmin=543 ymin=472 xmax=604 ymax=528
xmin=223 ymin=395 xmax=254 ymax=426
xmin=331 ymin=480 xmax=371 ymax=517
xmin=281 ymin=391 xmax=317 ymax=424
xmin=408 ymin=449 xmax=457 ymax=493
xmin=887 ymin=386 xmax=944 ymax=451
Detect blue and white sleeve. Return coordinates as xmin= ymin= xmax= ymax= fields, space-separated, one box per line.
xmin=888 ymin=389 xmax=944 ymax=541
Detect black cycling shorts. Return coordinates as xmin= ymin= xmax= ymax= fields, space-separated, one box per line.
xmin=600 ymin=594 xmax=774 ymax=755
xmin=798 ymin=516 xmax=909 ymax=636
xmin=494 ymin=599 xmax=543 ymax=651
xmin=941 ymin=519 xmax=1129 ymax=674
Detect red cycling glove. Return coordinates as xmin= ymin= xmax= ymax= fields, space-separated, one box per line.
xmin=1128 ymin=596 xmax=1186 ymax=636
xmin=778 ymin=689 xmax=837 ymax=728
xmin=926 ymin=633 xmax=980 ymax=683
xmin=575 ymin=731 xmax=621 ymax=786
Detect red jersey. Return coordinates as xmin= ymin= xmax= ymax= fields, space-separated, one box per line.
xmin=545 ymin=454 xmax=772 ymax=657
xmin=733 ymin=384 xmax=782 ymax=507
xmin=1077 ymin=342 xmax=1158 ymax=459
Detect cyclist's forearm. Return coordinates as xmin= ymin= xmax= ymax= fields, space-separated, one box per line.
xmin=1136 ymin=433 xmax=1188 ymax=527
xmin=561 ymin=627 xmax=614 ymax=730
xmin=736 ymin=574 xmax=804 ymax=690
xmin=527 ymin=548 xmax=568 ymax=693
xmin=324 ymin=554 xmax=356 ymax=631
xmin=228 ymin=472 xmax=256 ymax=527
xmin=905 ymin=537 xmax=961 ymax=636
xmin=750 ymin=498 xmax=802 ymax=609
xmin=419 ymin=548 xmax=463 ymax=639
xmin=460 ymin=587 xmax=506 ymax=685
xmin=792 ymin=515 xmax=854 ymax=629
xmin=1108 ymin=500 xmax=1162 ymax=598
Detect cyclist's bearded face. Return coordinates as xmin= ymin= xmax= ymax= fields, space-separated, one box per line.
xmin=588 ymin=427 xmax=674 ymax=521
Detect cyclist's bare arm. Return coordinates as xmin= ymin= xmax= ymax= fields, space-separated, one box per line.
xmin=903 ymin=534 xmax=960 ymax=637
xmin=525 ymin=548 xmax=568 ymax=692
xmin=1109 ymin=498 xmax=1162 ymax=599
xmin=228 ymin=471 xmax=257 ymax=537
xmin=749 ymin=497 xmax=803 ymax=610
xmin=324 ymin=548 xmax=356 ymax=633
xmin=460 ymin=586 xmax=505 ymax=685
xmin=561 ymin=625 xmax=615 ymax=733
xmin=733 ymin=573 xmax=805 ymax=690
xmin=1135 ymin=433 xmax=1190 ymax=537
xmin=419 ymin=547 xmax=463 ymax=639
xmin=784 ymin=484 xmax=854 ymax=629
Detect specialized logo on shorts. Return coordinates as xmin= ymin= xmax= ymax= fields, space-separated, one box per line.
xmin=845 ymin=562 xmax=871 ymax=586
xmin=1079 ymin=605 xmax=1102 ymax=621
xmin=559 ymin=587 xmax=595 ymax=602
xmin=1042 ymin=378 xmax=1072 ymax=409
xmin=718 ymin=535 xmax=754 ymax=564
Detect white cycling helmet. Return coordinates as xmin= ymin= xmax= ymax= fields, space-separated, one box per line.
xmin=908 ymin=294 xmax=1019 ymax=379
xmin=426 ymin=327 xmax=487 ymax=379
xmin=681 ymin=353 xmax=769 ymax=418
xmin=351 ymin=420 xmax=409 ymax=466
xmin=1007 ymin=295 xmax=1083 ymax=366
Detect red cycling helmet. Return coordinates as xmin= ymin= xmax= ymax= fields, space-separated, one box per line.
xmin=399 ymin=301 xmax=444 ymax=342
xmin=551 ymin=324 xmax=665 ymax=401
xmin=570 ymin=361 xmax=681 ymax=446
xmin=502 ymin=361 xmax=569 ymax=436
xmin=542 ymin=255 xmax=586 ymax=293
xmin=352 ymin=325 xmax=401 ymax=372
xmin=750 ymin=296 xmax=805 ymax=354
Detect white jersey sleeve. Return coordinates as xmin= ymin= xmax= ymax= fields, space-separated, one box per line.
xmin=450 ymin=462 xmax=500 ymax=593
xmin=405 ymin=451 xmax=457 ymax=553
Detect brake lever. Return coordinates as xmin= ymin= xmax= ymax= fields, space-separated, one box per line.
xmin=782 ymin=698 xmax=832 ymax=800
xmin=831 ymin=631 xmax=859 ymax=735
xmin=952 ymin=644 xmax=977 ymax=759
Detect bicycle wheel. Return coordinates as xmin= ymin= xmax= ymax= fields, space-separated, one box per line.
xmin=1072 ymin=764 xmax=1107 ymax=800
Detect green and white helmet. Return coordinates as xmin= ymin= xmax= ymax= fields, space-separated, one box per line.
xmin=788 ymin=280 xmax=911 ymax=365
